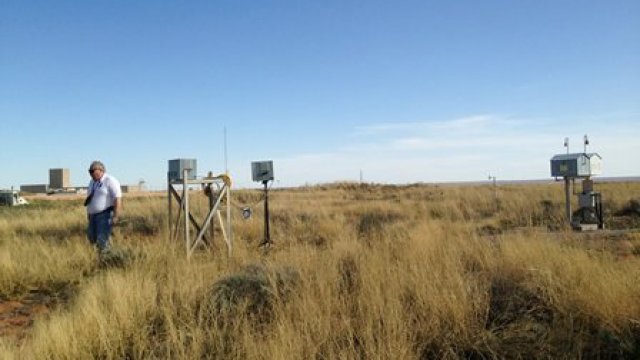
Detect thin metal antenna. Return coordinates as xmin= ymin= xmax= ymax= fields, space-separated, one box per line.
xmin=583 ymin=134 xmax=589 ymax=153
xmin=224 ymin=126 xmax=228 ymax=174
xmin=488 ymin=173 xmax=498 ymax=211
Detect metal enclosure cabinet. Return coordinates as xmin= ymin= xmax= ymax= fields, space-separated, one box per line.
xmin=168 ymin=159 xmax=198 ymax=181
xmin=251 ymin=161 xmax=274 ymax=182
xmin=0 ymin=190 xmax=28 ymax=206
xmin=550 ymin=153 xmax=602 ymax=178
xmin=0 ymin=191 xmax=13 ymax=206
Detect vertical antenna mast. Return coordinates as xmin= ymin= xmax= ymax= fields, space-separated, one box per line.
xmin=224 ymin=126 xmax=228 ymax=174
xmin=583 ymin=134 xmax=589 ymax=153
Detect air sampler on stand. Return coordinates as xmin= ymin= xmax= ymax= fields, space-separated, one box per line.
xmin=167 ymin=159 xmax=232 ymax=258
xmin=252 ymin=160 xmax=274 ymax=248
xmin=550 ymin=136 xmax=604 ymax=231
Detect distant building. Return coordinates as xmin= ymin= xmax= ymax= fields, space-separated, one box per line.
xmin=121 ymin=185 xmax=143 ymax=193
xmin=20 ymin=184 xmax=49 ymax=193
xmin=49 ymin=168 xmax=71 ymax=189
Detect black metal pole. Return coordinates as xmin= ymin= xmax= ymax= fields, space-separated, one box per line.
xmin=263 ymin=180 xmax=271 ymax=246
xmin=596 ymin=193 xmax=604 ymax=229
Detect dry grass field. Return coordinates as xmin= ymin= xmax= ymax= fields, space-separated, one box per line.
xmin=1 ymin=181 xmax=639 ymax=359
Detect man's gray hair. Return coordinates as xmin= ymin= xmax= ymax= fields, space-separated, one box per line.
xmin=89 ymin=160 xmax=106 ymax=172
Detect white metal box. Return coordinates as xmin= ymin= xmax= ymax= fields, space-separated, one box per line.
xmin=251 ymin=161 xmax=274 ymax=182
xmin=168 ymin=159 xmax=197 ymax=181
xmin=550 ymin=153 xmax=602 ymax=178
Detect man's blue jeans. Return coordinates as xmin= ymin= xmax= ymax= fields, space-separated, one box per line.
xmin=87 ymin=210 xmax=112 ymax=251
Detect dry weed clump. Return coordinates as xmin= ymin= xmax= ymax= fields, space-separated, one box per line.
xmin=336 ymin=253 xmax=361 ymax=296
xmin=22 ymin=270 xmax=159 ymax=359
xmin=356 ymin=208 xmax=407 ymax=246
xmin=270 ymin=210 xmax=343 ymax=248
xmin=0 ymin=239 xmax=92 ymax=297
xmin=120 ymin=214 xmax=163 ymax=237
xmin=609 ymin=199 xmax=640 ymax=229
xmin=98 ymin=247 xmax=135 ymax=269
xmin=615 ymin=199 xmax=640 ymax=216
xmin=198 ymin=263 xmax=300 ymax=328
xmin=496 ymin=236 xmax=640 ymax=357
xmin=483 ymin=275 xmax=555 ymax=358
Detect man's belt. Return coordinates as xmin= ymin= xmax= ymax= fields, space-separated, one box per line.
xmin=89 ymin=206 xmax=114 ymax=216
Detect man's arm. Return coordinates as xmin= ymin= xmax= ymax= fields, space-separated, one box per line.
xmin=112 ymin=197 xmax=122 ymax=224
xmin=108 ymin=176 xmax=123 ymax=224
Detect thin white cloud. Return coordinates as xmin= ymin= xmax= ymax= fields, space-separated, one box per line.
xmin=354 ymin=114 xmax=497 ymax=135
xmin=430 ymin=114 xmax=495 ymax=129
xmin=390 ymin=133 xmax=557 ymax=151
xmin=354 ymin=121 xmax=430 ymax=135
xmin=355 ymin=114 xmax=520 ymax=137
xmin=260 ymin=112 xmax=640 ymax=187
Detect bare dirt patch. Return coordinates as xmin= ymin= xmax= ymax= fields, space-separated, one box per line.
xmin=0 ymin=284 xmax=76 ymax=342
xmin=1 ymin=298 xmax=48 ymax=341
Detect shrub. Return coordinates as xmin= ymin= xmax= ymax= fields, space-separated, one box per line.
xmin=615 ymin=199 xmax=640 ymax=217
xmin=198 ymin=264 xmax=300 ymax=328
xmin=98 ymin=247 xmax=133 ymax=269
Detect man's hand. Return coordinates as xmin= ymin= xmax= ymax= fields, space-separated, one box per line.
xmin=112 ymin=197 xmax=122 ymax=226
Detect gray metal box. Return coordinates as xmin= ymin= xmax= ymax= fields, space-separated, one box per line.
xmin=251 ymin=161 xmax=274 ymax=182
xmin=0 ymin=191 xmax=15 ymax=206
xmin=579 ymin=193 xmax=596 ymax=208
xmin=0 ymin=190 xmax=28 ymax=206
xmin=168 ymin=159 xmax=197 ymax=181
xmin=550 ymin=153 xmax=602 ymax=178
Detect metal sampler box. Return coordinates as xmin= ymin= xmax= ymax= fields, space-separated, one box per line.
xmin=168 ymin=159 xmax=197 ymax=181
xmin=550 ymin=153 xmax=602 ymax=178
xmin=251 ymin=161 xmax=274 ymax=182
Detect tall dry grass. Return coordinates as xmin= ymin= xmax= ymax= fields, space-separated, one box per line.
xmin=0 ymin=182 xmax=639 ymax=358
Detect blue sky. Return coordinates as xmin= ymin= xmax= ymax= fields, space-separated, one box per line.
xmin=1 ymin=1 xmax=638 ymax=189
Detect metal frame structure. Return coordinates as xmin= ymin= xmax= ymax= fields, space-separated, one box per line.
xmin=167 ymin=169 xmax=232 ymax=258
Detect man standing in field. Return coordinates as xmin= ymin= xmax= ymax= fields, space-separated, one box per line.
xmin=85 ymin=160 xmax=122 ymax=252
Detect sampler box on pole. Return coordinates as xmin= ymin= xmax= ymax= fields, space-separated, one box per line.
xmin=168 ymin=159 xmax=197 ymax=181
xmin=251 ymin=161 xmax=274 ymax=182
xmin=550 ymin=153 xmax=602 ymax=178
